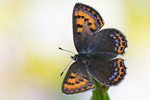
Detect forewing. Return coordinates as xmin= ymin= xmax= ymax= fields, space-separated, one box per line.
xmin=86 ymin=29 xmax=128 ymax=55
xmin=87 ymin=58 xmax=126 ymax=86
xmin=62 ymin=61 xmax=95 ymax=94
xmin=73 ymin=3 xmax=104 ymax=53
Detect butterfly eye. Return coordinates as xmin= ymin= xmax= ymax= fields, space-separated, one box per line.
xmin=71 ymin=56 xmax=75 ymax=60
xmin=71 ymin=55 xmax=78 ymax=61
xmin=73 ymin=57 xmax=77 ymax=61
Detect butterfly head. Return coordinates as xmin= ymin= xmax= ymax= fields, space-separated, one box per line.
xmin=71 ymin=53 xmax=91 ymax=62
xmin=71 ymin=54 xmax=79 ymax=61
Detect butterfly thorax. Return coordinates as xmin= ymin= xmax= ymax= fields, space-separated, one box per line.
xmin=72 ymin=52 xmax=117 ymax=62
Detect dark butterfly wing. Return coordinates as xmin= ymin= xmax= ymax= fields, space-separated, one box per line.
xmin=73 ymin=3 xmax=104 ymax=53
xmin=87 ymin=58 xmax=126 ymax=86
xmin=86 ymin=29 xmax=128 ymax=55
xmin=62 ymin=61 xmax=95 ymax=94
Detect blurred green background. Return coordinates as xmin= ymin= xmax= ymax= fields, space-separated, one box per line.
xmin=0 ymin=0 xmax=150 ymax=100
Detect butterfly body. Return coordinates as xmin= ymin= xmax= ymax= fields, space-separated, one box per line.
xmin=62 ymin=3 xmax=128 ymax=94
xmin=72 ymin=52 xmax=117 ymax=62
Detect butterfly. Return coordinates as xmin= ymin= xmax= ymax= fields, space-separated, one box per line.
xmin=61 ymin=3 xmax=128 ymax=94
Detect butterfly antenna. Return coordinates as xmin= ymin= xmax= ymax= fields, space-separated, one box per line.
xmin=60 ymin=59 xmax=73 ymax=77
xmin=59 ymin=47 xmax=75 ymax=54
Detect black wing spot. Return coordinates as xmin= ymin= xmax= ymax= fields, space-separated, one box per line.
xmin=90 ymin=28 xmax=94 ymax=32
xmin=120 ymin=61 xmax=125 ymax=67
xmin=79 ymin=79 xmax=84 ymax=82
xmin=94 ymin=14 xmax=97 ymax=18
xmin=120 ymin=47 xmax=125 ymax=51
xmin=118 ymin=78 xmax=121 ymax=81
xmin=75 ymin=81 xmax=80 ymax=84
xmin=68 ymin=82 xmax=71 ymax=85
xmin=122 ymin=42 xmax=127 ymax=46
xmin=83 ymin=76 xmax=88 ymax=80
xmin=69 ymin=76 xmax=75 ymax=79
xmin=77 ymin=24 xmax=83 ymax=28
xmin=121 ymin=68 xmax=126 ymax=73
xmin=88 ymin=22 xmax=92 ymax=26
xmin=74 ymin=16 xmax=78 ymax=18
xmin=122 ymin=37 xmax=126 ymax=41
xmin=78 ymin=32 xmax=82 ymax=35
xmin=77 ymin=15 xmax=81 ymax=18
xmin=84 ymin=18 xmax=89 ymax=21
xmin=120 ymin=74 xmax=125 ymax=77
xmin=72 ymin=71 xmax=76 ymax=74
xmin=97 ymin=20 xmax=100 ymax=25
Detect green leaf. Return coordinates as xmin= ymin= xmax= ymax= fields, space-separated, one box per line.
xmin=90 ymin=75 xmax=110 ymax=100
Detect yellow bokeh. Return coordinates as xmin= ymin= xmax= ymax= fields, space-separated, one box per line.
xmin=0 ymin=0 xmax=150 ymax=100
